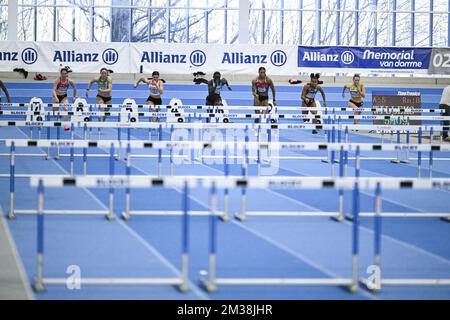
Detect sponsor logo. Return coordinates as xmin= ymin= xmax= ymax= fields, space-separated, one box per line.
xmin=341 ymin=50 xmax=354 ymax=65
xmin=102 ymin=48 xmax=119 ymax=65
xmin=222 ymin=52 xmax=267 ymax=64
xmin=22 ymin=48 xmax=38 ymax=64
xmin=190 ymin=50 xmax=206 ymax=67
xmin=270 ymin=50 xmax=287 ymax=67
xmin=53 ymin=51 xmax=99 ymax=62
xmin=141 ymin=51 xmax=187 ymax=63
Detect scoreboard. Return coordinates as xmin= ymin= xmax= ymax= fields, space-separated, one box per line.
xmin=371 ymin=90 xmax=422 ymax=126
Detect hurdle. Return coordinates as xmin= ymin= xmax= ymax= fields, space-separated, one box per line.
xmin=359 ymin=182 xmax=450 ymax=292
xmin=195 ymin=176 xmax=450 ymax=293
xmin=2 ymin=102 xmax=447 ymax=114
xmin=3 ymin=109 xmax=450 ymax=123
xmin=30 ymin=175 xmax=450 ymax=293
xmin=6 ymin=138 xmax=450 ymax=221
xmin=31 ymin=178 xmax=190 ymax=293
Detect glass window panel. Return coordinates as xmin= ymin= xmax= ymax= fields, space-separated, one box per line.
xmin=415 ymin=0 xmax=429 ymax=11
xmin=74 ymin=6 xmax=91 ymax=41
xmin=207 ymin=9 xmax=225 ymax=43
xmin=376 ymin=10 xmax=390 ymax=46
xmin=226 ymin=8 xmax=238 ymax=43
xmin=340 ymin=11 xmax=355 ymax=45
xmin=56 ymin=7 xmax=74 ymax=42
xmin=358 ymin=10 xmax=376 ymax=45
xmin=263 ymin=9 xmax=281 ymax=44
xmin=169 ymin=8 xmax=187 ymax=42
xmin=302 ymin=0 xmax=315 ymax=10
xmin=249 ymin=9 xmax=262 ymax=44
xmin=92 ymin=7 xmax=110 ymax=42
xmin=395 ymin=13 xmax=411 ymax=46
xmin=414 ymin=13 xmax=429 ymax=46
xmin=132 ymin=7 xmax=148 ymax=41
xmin=342 ymin=0 xmax=356 ymax=11
xmin=434 ymin=0 xmax=448 ymax=12
xmin=0 ymin=5 xmax=6 ymax=41
xmin=301 ymin=9 xmax=315 ymax=45
xmin=208 ymin=0 xmax=227 ymax=9
xmin=321 ymin=10 xmax=337 ymax=45
xmin=284 ymin=0 xmax=300 ymax=10
xmin=92 ymin=0 xmax=112 ymax=11
xmin=433 ymin=14 xmax=448 ymax=46
xmin=283 ymin=10 xmax=299 ymax=44
xmin=149 ymin=8 xmax=166 ymax=42
xmin=395 ymin=0 xmax=410 ymax=11
xmin=188 ymin=9 xmax=205 ymax=42
xmin=18 ymin=6 xmax=34 ymax=41
xmin=36 ymin=6 xmax=53 ymax=41
xmin=170 ymin=0 xmax=185 ymax=8
xmin=0 ymin=0 xmax=7 ymax=4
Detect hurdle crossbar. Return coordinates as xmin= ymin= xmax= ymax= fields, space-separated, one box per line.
xmin=1 ymin=102 xmax=446 ymax=114
xmin=5 ymin=139 xmax=450 ymax=152
xmin=2 ymin=109 xmax=449 ymax=122
xmin=1 ymin=120 xmax=448 ymax=132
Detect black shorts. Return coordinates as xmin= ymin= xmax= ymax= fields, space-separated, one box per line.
xmin=147 ymin=96 xmax=162 ymax=105
xmin=97 ymin=95 xmax=112 ymax=104
xmin=258 ymin=94 xmax=269 ymax=102
xmin=303 ymin=98 xmax=315 ymax=107
xmin=350 ymin=100 xmax=363 ymax=107
xmin=57 ymin=94 xmax=68 ymax=103
xmin=206 ymin=94 xmax=222 ymax=106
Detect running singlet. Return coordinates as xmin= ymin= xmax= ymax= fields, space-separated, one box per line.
xmin=347 ymin=83 xmax=363 ymax=99
xmin=305 ymin=85 xmax=319 ymax=99
xmin=149 ymin=80 xmax=161 ymax=96
xmin=255 ymin=77 xmax=269 ymax=94
xmin=211 ymin=80 xmax=223 ymax=95
xmin=97 ymin=77 xmax=109 ymax=91
xmin=56 ymin=79 xmax=70 ymax=93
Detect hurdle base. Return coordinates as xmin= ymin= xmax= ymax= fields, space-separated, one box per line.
xmin=244 ymin=211 xmax=340 ymax=218
xmin=330 ymin=215 xmax=344 ymax=223
xmin=440 ymin=217 xmax=450 ymax=223
xmin=234 ymin=213 xmax=247 ymax=221
xmin=33 ymin=281 xmax=45 ymax=293
xmin=321 ymin=159 xmax=331 ymax=163
xmin=390 ymin=159 xmax=401 ymax=164
xmin=39 ymin=277 xmax=184 ymax=287
xmin=400 ymin=160 xmax=410 ymax=164
xmin=199 ymin=279 xmax=217 ymax=293
xmin=360 ymin=278 xmax=381 ymax=293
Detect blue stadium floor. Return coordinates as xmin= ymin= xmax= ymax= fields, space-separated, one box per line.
xmin=0 ymin=82 xmax=449 ymax=300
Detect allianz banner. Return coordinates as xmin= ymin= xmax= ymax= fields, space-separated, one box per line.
xmin=0 ymin=41 xmax=297 ymax=75
xmin=130 ymin=43 xmax=298 ymax=76
xmin=0 ymin=41 xmax=130 ymax=73
xmin=298 ymin=46 xmax=431 ymax=73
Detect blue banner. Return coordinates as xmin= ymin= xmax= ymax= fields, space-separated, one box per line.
xmin=298 ymin=46 xmax=431 ymax=71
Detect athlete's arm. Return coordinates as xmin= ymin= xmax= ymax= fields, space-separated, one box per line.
xmin=318 ymin=86 xmax=327 ymax=107
xmin=269 ymin=79 xmax=276 ymax=104
xmin=86 ymin=77 xmax=98 ymax=97
xmin=69 ymin=79 xmax=77 ymax=103
xmin=52 ymin=78 xmax=59 ymax=100
xmin=0 ymin=80 xmax=11 ymax=103
xmin=359 ymin=84 xmax=366 ymax=98
xmin=342 ymin=85 xmax=347 ymax=98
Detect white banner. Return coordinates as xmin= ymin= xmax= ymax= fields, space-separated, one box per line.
xmin=0 ymin=41 xmax=130 ymax=73
xmin=0 ymin=41 xmax=298 ymax=76
xmin=130 ymin=43 xmax=298 ymax=76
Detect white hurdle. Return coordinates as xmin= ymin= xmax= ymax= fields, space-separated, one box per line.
xmin=30 ymin=175 xmax=450 ymax=293
xmin=31 ymin=179 xmax=190 ymax=293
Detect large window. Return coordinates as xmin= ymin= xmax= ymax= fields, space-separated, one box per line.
xmin=0 ymin=0 xmax=448 ymax=46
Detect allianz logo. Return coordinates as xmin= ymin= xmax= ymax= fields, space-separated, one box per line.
xmin=52 ymin=49 xmax=118 ymax=64
xmin=222 ymin=51 xmax=287 ymax=66
xmin=141 ymin=50 xmax=206 ymax=67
